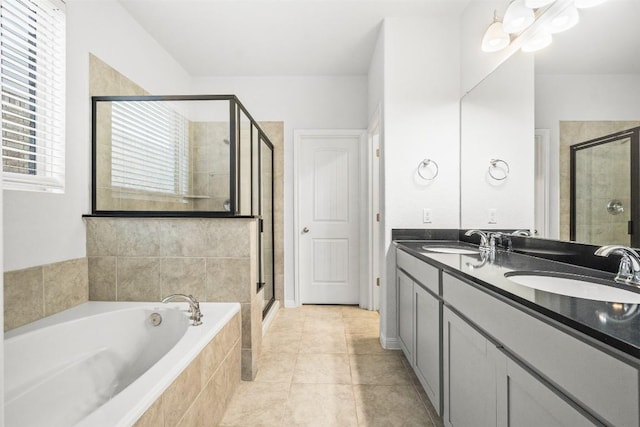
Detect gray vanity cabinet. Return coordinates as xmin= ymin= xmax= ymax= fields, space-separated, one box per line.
xmin=396 ymin=249 xmax=442 ymax=415
xmin=397 ymin=269 xmax=415 ymax=361
xmin=443 ymin=306 xmax=497 ymax=427
xmin=444 ymin=306 xmax=597 ymax=427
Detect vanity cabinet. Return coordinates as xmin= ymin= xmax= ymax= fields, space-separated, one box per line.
xmin=396 ymin=249 xmax=442 ymax=414
xmin=394 ymin=244 xmax=640 ymax=427
xmin=443 ymin=306 xmax=597 ymax=427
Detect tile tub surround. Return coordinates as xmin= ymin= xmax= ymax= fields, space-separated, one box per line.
xmin=4 ymin=257 xmax=88 ymax=331
xmin=134 ymin=311 xmax=242 ymax=427
xmin=85 ymin=217 xmax=263 ymax=380
xmin=219 ymin=305 xmax=442 ymax=427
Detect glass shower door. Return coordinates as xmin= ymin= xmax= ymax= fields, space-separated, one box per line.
xmin=570 ymin=128 xmax=640 ymax=246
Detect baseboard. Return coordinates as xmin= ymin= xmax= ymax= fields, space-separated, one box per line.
xmin=262 ymin=300 xmax=280 ymax=336
xmin=284 ymin=299 xmax=297 ymax=308
xmin=380 ymin=332 xmax=401 ymax=350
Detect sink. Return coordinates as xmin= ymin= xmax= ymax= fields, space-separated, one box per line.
xmin=504 ymin=272 xmax=640 ymax=304
xmin=421 ymin=246 xmax=479 ymax=255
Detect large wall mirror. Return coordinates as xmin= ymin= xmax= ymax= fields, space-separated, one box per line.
xmin=461 ymin=0 xmax=640 ymax=247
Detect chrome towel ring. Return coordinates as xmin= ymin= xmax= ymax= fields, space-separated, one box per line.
xmin=418 ymin=159 xmax=439 ymax=181
xmin=488 ymin=158 xmax=509 ymax=180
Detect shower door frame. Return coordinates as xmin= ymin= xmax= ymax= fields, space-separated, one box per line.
xmin=569 ymin=127 xmax=640 ymax=246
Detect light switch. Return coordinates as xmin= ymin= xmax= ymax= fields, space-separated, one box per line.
xmin=488 ymin=209 xmax=497 ymax=224
xmin=423 ymin=208 xmax=432 ymax=224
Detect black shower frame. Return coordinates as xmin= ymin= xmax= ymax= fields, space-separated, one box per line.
xmin=90 ymin=94 xmax=276 ymax=317
xmin=569 ymin=127 xmax=640 ymax=246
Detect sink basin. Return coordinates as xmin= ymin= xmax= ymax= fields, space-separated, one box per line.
xmin=505 ymin=272 xmax=640 ymax=304
xmin=421 ymin=246 xmax=479 ymax=255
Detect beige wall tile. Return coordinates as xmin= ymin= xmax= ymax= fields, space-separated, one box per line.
xmin=86 ymin=219 xmax=118 ymax=256
xmin=163 ymin=356 xmax=202 ymax=427
xmin=4 ymin=267 xmax=43 ymax=331
xmin=205 ymin=258 xmax=251 ymax=303
xmin=160 ymin=258 xmax=206 ymax=300
xmin=116 ymin=220 xmax=165 ymax=256
xmin=43 ymin=258 xmax=88 ymax=317
xmin=117 ymin=258 xmax=161 ymax=301
xmin=88 ymin=257 xmax=116 ymax=301
xmin=133 ymin=398 xmax=164 ymax=427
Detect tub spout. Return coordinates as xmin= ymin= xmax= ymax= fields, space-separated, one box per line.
xmin=161 ymin=294 xmax=202 ymax=326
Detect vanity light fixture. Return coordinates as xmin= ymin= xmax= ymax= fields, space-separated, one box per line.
xmin=503 ymin=0 xmax=536 ymax=34
xmin=544 ymin=5 xmax=579 ymax=33
xmin=521 ymin=31 xmax=553 ymax=52
xmin=481 ymin=12 xmax=511 ymax=52
xmin=482 ymin=0 xmax=607 ymax=54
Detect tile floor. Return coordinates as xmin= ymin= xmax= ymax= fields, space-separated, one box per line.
xmin=219 ymin=305 xmax=443 ymax=426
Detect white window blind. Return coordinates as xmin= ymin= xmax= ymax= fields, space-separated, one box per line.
xmin=1 ymin=0 xmax=66 ymax=192
xmin=111 ymin=101 xmax=189 ymax=196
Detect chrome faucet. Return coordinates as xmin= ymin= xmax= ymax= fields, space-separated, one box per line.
xmin=594 ymin=245 xmax=640 ymax=286
xmin=512 ymin=229 xmax=532 ymax=236
xmin=489 ymin=231 xmax=512 ymax=252
xmin=162 ymin=294 xmax=203 ymax=326
xmin=464 ymin=230 xmax=490 ymax=252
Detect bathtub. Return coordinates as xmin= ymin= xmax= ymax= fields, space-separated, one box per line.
xmin=4 ymin=301 xmax=241 ymax=427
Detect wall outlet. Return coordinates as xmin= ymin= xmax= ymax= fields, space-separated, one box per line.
xmin=488 ymin=209 xmax=497 ymax=224
xmin=423 ymin=208 xmax=432 ymax=224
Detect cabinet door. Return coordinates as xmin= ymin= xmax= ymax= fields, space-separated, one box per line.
xmin=443 ymin=307 xmax=497 ymax=427
xmin=415 ymin=284 xmax=441 ymax=415
xmin=497 ymin=353 xmax=599 ymax=427
xmin=397 ymin=269 xmax=414 ymax=361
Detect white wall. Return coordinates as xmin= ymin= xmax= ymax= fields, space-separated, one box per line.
xmin=379 ymin=15 xmax=461 ymax=346
xmin=3 ymin=0 xmax=192 ymax=271
xmin=190 ymin=76 xmax=368 ymax=306
xmin=535 ymin=73 xmax=640 ymax=238
xmin=460 ymin=52 xmax=535 ymax=229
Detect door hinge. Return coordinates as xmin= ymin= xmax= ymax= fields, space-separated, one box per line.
xmin=376 ymin=213 xmax=380 ymax=222
xmin=376 ymin=277 xmax=380 ymax=287
xmin=375 ymin=148 xmax=380 ymax=158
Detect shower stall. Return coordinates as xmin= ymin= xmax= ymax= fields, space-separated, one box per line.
xmin=91 ymin=95 xmax=275 ymax=317
xmin=570 ymin=127 xmax=640 ymax=247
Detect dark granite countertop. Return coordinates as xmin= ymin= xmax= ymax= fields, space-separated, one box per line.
xmin=395 ymin=240 xmax=640 ymax=363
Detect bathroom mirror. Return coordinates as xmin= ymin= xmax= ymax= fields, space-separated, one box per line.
xmin=461 ymin=0 xmax=640 ymax=246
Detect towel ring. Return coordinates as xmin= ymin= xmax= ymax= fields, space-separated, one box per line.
xmin=418 ymin=159 xmax=439 ymax=181
xmin=488 ymin=158 xmax=509 ymax=181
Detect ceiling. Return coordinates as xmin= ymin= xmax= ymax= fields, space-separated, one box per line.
xmin=118 ymin=0 xmax=472 ymax=77
xmin=535 ymin=0 xmax=640 ymax=74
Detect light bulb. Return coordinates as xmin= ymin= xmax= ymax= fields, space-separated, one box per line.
xmin=503 ymin=0 xmax=535 ymax=34
xmin=545 ymin=6 xmax=579 ymax=33
xmin=482 ymin=21 xmax=510 ymax=52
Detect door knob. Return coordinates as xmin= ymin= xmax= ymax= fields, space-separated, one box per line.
xmin=302 ymin=227 xmax=310 ymax=234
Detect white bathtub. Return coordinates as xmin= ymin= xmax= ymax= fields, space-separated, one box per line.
xmin=4 ymin=301 xmax=240 ymax=427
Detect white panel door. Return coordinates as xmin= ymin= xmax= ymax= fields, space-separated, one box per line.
xmin=298 ymin=132 xmax=361 ymax=304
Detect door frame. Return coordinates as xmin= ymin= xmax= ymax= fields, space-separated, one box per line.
xmin=293 ymin=129 xmax=368 ymax=307
xmin=534 ymin=129 xmax=550 ymax=238
xmin=366 ymin=107 xmax=381 ymax=311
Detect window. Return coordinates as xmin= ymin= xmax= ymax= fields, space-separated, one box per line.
xmin=1 ymin=0 xmax=65 ymax=192
xmin=111 ymin=101 xmax=189 ymax=196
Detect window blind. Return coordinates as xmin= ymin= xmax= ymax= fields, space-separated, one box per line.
xmin=1 ymin=0 xmax=66 ymax=192
xmin=111 ymin=101 xmax=189 ymax=196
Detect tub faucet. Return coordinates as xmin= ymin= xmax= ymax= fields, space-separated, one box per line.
xmin=162 ymin=294 xmax=203 ymax=326
xmin=465 ymin=229 xmax=490 ymax=252
xmin=594 ymin=245 xmax=640 ymax=286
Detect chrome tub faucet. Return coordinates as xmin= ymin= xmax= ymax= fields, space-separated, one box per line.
xmin=161 ymin=293 xmax=203 ymax=326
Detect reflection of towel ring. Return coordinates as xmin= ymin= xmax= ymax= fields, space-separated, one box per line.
xmin=488 ymin=158 xmax=510 ymax=180
xmin=418 ymin=159 xmax=439 ymax=180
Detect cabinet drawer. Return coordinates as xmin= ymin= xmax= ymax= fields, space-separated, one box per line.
xmin=443 ymin=272 xmax=639 ymax=427
xmin=397 ymin=249 xmax=439 ymax=295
